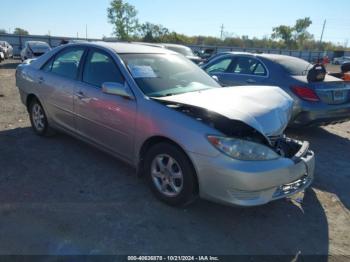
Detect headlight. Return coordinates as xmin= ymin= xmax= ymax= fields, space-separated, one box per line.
xmin=207 ymin=135 xmax=280 ymax=161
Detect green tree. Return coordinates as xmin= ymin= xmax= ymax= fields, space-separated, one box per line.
xmin=294 ymin=17 xmax=313 ymax=48
xmin=13 ymin=28 xmax=29 ymax=35
xmin=271 ymin=18 xmax=314 ymax=49
xmin=107 ymin=0 xmax=139 ymax=41
xmin=138 ymin=22 xmax=169 ymax=42
xmin=0 ymin=29 xmax=7 ymax=34
xmin=271 ymin=25 xmax=294 ymax=48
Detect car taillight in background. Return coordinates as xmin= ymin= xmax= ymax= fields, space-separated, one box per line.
xmin=291 ymin=86 xmax=320 ymax=102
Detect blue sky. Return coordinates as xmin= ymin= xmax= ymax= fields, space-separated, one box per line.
xmin=1 ymin=0 xmax=349 ymax=45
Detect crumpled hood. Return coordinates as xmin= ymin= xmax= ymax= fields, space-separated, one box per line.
xmin=157 ymin=86 xmax=293 ymax=137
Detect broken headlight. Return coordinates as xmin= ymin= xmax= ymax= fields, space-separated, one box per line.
xmin=207 ymin=135 xmax=280 ymax=161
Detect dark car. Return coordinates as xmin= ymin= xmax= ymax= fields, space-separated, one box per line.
xmin=194 ymin=48 xmax=216 ymax=61
xmin=202 ymin=52 xmax=350 ymax=126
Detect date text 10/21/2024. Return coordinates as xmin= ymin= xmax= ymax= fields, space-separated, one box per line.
xmin=127 ymin=256 xmax=220 ymax=261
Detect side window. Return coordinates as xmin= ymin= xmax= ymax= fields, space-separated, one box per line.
xmin=51 ymin=48 xmax=85 ymax=80
xmin=231 ymin=57 xmax=267 ymax=76
xmin=252 ymin=63 xmax=267 ymax=76
xmin=42 ymin=57 xmax=54 ymax=72
xmin=82 ymin=50 xmax=124 ymax=87
xmin=205 ymin=57 xmax=233 ymax=73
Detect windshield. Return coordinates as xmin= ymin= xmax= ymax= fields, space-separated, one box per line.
xmin=274 ymin=56 xmax=313 ymax=76
xmin=165 ymin=46 xmax=194 ymax=57
xmin=121 ymin=53 xmax=220 ymax=97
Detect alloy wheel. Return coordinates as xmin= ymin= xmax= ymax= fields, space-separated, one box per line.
xmin=151 ymin=154 xmax=184 ymax=197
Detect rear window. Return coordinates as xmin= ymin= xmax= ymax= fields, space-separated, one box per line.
xmin=274 ymin=57 xmax=312 ymax=76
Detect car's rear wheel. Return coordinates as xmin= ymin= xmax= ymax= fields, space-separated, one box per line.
xmin=144 ymin=143 xmax=198 ymax=206
xmin=28 ymin=99 xmax=53 ymax=136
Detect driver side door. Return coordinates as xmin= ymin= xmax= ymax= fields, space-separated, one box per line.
xmin=74 ymin=48 xmax=137 ymax=162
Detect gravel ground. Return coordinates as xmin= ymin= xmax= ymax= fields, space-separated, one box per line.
xmin=0 ymin=59 xmax=349 ymax=257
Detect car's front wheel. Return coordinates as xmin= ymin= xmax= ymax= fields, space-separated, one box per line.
xmin=144 ymin=143 xmax=198 ymax=206
xmin=28 ymin=99 xmax=53 ymax=136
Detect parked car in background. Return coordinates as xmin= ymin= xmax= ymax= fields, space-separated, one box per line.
xmin=59 ymin=39 xmax=88 ymax=45
xmin=161 ymin=43 xmax=202 ymax=64
xmin=333 ymin=56 xmax=350 ymax=65
xmin=0 ymin=41 xmax=14 ymax=59
xmin=194 ymin=48 xmax=216 ymax=61
xmin=0 ymin=49 xmax=4 ymax=63
xmin=20 ymin=41 xmax=51 ymax=61
xmin=202 ymin=52 xmax=350 ymax=126
xmin=329 ymin=62 xmax=350 ymax=81
xmin=16 ymin=42 xmax=314 ymax=207
xmin=134 ymin=42 xmax=202 ymax=64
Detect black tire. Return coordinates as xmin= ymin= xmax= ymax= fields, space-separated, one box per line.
xmin=28 ymin=98 xmax=54 ymax=136
xmin=144 ymin=143 xmax=198 ymax=206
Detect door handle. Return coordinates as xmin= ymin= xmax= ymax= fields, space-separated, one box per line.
xmin=76 ymin=91 xmax=86 ymax=99
xmin=38 ymin=76 xmax=45 ymax=84
xmin=246 ymin=79 xmax=256 ymax=84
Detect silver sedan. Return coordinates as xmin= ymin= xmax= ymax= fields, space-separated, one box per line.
xmin=16 ymin=42 xmax=315 ymax=207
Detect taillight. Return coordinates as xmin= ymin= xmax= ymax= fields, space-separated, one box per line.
xmin=291 ymin=86 xmax=320 ymax=102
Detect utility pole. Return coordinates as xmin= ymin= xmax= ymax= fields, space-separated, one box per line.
xmin=85 ymin=24 xmax=88 ymax=40
xmin=317 ymin=19 xmax=327 ymax=61
xmin=77 ymin=32 xmax=79 ymax=39
xmin=220 ymin=24 xmax=224 ymax=40
xmin=319 ymin=19 xmax=326 ymax=45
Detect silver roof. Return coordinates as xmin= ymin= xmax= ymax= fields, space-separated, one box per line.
xmin=88 ymin=41 xmax=175 ymax=54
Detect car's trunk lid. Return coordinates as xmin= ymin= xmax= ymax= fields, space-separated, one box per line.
xmin=292 ymin=75 xmax=350 ymax=105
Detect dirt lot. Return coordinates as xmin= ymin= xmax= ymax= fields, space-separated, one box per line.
xmin=0 ymin=59 xmax=349 ymax=257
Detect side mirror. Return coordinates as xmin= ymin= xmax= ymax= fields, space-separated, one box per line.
xmin=212 ymin=75 xmax=219 ymax=82
xmin=102 ymin=82 xmax=133 ymax=99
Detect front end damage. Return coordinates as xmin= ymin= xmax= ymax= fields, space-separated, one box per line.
xmin=152 ymin=86 xmax=315 ymax=206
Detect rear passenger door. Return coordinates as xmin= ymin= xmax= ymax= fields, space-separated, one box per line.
xmin=74 ymin=48 xmax=137 ymax=161
xmin=39 ymin=46 xmax=86 ymax=131
xmin=224 ymin=56 xmax=269 ymax=86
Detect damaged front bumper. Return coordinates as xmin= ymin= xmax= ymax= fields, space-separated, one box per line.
xmin=188 ymin=139 xmax=315 ymax=207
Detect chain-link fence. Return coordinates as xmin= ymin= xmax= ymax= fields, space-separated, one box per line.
xmin=1 ymin=33 xmax=349 ymax=62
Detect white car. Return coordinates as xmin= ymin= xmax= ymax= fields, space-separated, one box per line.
xmin=20 ymin=41 xmax=51 ymax=61
xmin=333 ymin=56 xmax=350 ymax=65
xmin=0 ymin=50 xmax=4 ymax=62
xmin=0 ymin=41 xmax=13 ymax=59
